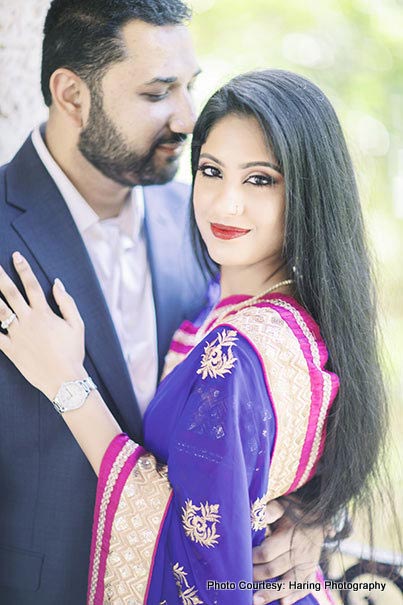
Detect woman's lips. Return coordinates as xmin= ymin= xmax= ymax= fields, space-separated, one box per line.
xmin=210 ymin=223 xmax=251 ymax=240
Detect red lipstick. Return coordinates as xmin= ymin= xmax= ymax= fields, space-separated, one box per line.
xmin=210 ymin=223 xmax=251 ymax=240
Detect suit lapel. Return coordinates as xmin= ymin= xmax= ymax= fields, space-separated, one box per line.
xmin=143 ymin=186 xmax=187 ymax=376
xmin=5 ymin=137 xmax=142 ymax=436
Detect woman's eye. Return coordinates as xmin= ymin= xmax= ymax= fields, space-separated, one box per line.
xmin=197 ymin=165 xmax=222 ymax=178
xmin=246 ymin=174 xmax=276 ymax=187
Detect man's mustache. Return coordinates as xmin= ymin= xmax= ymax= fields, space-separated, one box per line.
xmin=155 ymin=133 xmax=188 ymax=146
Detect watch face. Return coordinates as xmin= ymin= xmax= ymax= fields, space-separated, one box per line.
xmin=53 ymin=378 xmax=96 ymax=414
xmin=57 ymin=382 xmax=85 ymax=408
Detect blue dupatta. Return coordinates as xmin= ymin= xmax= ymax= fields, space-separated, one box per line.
xmin=88 ymin=295 xmax=338 ymax=605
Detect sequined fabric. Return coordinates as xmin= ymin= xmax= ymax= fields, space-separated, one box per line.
xmin=103 ymin=454 xmax=171 ymax=604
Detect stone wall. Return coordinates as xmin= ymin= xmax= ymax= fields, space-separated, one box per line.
xmin=0 ymin=1 xmax=49 ymax=164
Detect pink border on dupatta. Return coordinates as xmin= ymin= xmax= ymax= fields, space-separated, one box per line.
xmin=266 ymin=297 xmax=339 ymax=491
xmin=168 ymin=321 xmax=200 ymax=355
xmin=218 ymin=293 xmax=339 ymax=495
xmin=215 ymin=294 xmax=251 ymax=309
xmin=178 ymin=320 xmax=199 ymax=334
xmin=316 ymin=568 xmax=336 ymax=604
xmin=170 ymin=340 xmax=194 ymax=355
xmin=269 ymin=299 xmax=325 ymax=490
xmin=87 ymin=434 xmax=146 ymax=605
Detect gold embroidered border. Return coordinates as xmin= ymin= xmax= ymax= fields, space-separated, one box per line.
xmin=269 ymin=299 xmax=333 ymax=488
xmin=161 ymin=349 xmax=188 ymax=380
xmin=223 ymin=305 xmax=312 ymax=500
xmin=173 ymin=327 xmax=199 ymax=347
xmin=161 ymin=326 xmax=201 ymax=380
xmin=88 ymin=440 xmax=138 ymax=605
xmin=197 ymin=303 xmax=237 ymax=340
xmin=103 ymin=453 xmax=172 ymax=604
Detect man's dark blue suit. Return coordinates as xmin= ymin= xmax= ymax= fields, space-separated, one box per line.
xmin=0 ymin=133 xmax=207 ymax=604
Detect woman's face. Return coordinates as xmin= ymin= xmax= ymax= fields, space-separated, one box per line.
xmin=193 ymin=114 xmax=286 ymax=274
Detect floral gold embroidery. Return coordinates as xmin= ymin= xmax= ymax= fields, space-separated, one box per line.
xmin=181 ymin=499 xmax=221 ymax=547
xmin=197 ymin=329 xmax=238 ymax=380
xmin=250 ymin=496 xmax=268 ymax=531
xmin=173 ymin=563 xmax=204 ymax=604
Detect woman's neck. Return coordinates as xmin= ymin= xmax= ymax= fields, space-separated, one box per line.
xmin=219 ymin=263 xmax=290 ymax=299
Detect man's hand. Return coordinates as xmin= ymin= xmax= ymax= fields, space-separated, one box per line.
xmin=252 ymin=500 xmax=325 ymax=605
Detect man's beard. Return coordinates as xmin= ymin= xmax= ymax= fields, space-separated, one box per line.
xmin=78 ymin=88 xmax=187 ymax=187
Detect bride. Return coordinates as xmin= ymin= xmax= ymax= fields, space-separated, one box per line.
xmin=0 ymin=70 xmax=387 ymax=605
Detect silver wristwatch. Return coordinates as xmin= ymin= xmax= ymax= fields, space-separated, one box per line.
xmin=52 ymin=377 xmax=97 ymax=414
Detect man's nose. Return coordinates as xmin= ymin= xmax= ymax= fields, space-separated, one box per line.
xmin=169 ymin=92 xmax=197 ymax=134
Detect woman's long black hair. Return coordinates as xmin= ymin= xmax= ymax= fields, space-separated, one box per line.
xmin=190 ymin=69 xmax=390 ymax=531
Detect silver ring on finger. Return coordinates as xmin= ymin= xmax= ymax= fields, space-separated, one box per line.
xmin=1 ymin=312 xmax=17 ymax=330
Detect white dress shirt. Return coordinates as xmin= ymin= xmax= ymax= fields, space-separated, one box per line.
xmin=31 ymin=127 xmax=158 ymax=415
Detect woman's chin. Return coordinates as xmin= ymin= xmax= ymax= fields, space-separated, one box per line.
xmin=206 ymin=249 xmax=242 ymax=268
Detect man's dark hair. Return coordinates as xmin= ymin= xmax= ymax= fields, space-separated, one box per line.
xmin=41 ymin=0 xmax=192 ymax=106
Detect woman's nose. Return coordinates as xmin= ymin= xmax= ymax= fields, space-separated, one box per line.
xmin=227 ymin=201 xmax=242 ymax=216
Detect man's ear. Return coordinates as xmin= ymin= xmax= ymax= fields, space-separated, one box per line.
xmin=49 ymin=68 xmax=90 ymax=128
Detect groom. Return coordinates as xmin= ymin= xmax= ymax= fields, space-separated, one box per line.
xmin=0 ymin=1 xmax=324 ymax=604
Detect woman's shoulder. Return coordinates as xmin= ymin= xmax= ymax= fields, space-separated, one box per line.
xmin=219 ymin=294 xmax=328 ymax=373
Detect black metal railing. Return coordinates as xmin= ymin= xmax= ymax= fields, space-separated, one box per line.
xmin=327 ymin=542 xmax=403 ymax=604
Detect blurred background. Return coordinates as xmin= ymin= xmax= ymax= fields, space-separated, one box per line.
xmin=0 ymin=0 xmax=402 ymax=601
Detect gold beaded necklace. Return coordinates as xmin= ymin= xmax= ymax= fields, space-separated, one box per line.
xmin=197 ymin=278 xmax=295 ymax=340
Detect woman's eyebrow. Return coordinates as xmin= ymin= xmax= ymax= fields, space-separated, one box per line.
xmin=199 ymin=155 xmax=282 ymax=174
xmin=199 ymin=153 xmax=225 ymax=166
xmin=241 ymin=160 xmax=282 ymax=173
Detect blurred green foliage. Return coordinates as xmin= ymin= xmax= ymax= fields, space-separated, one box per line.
xmin=187 ymin=0 xmax=403 ymax=547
